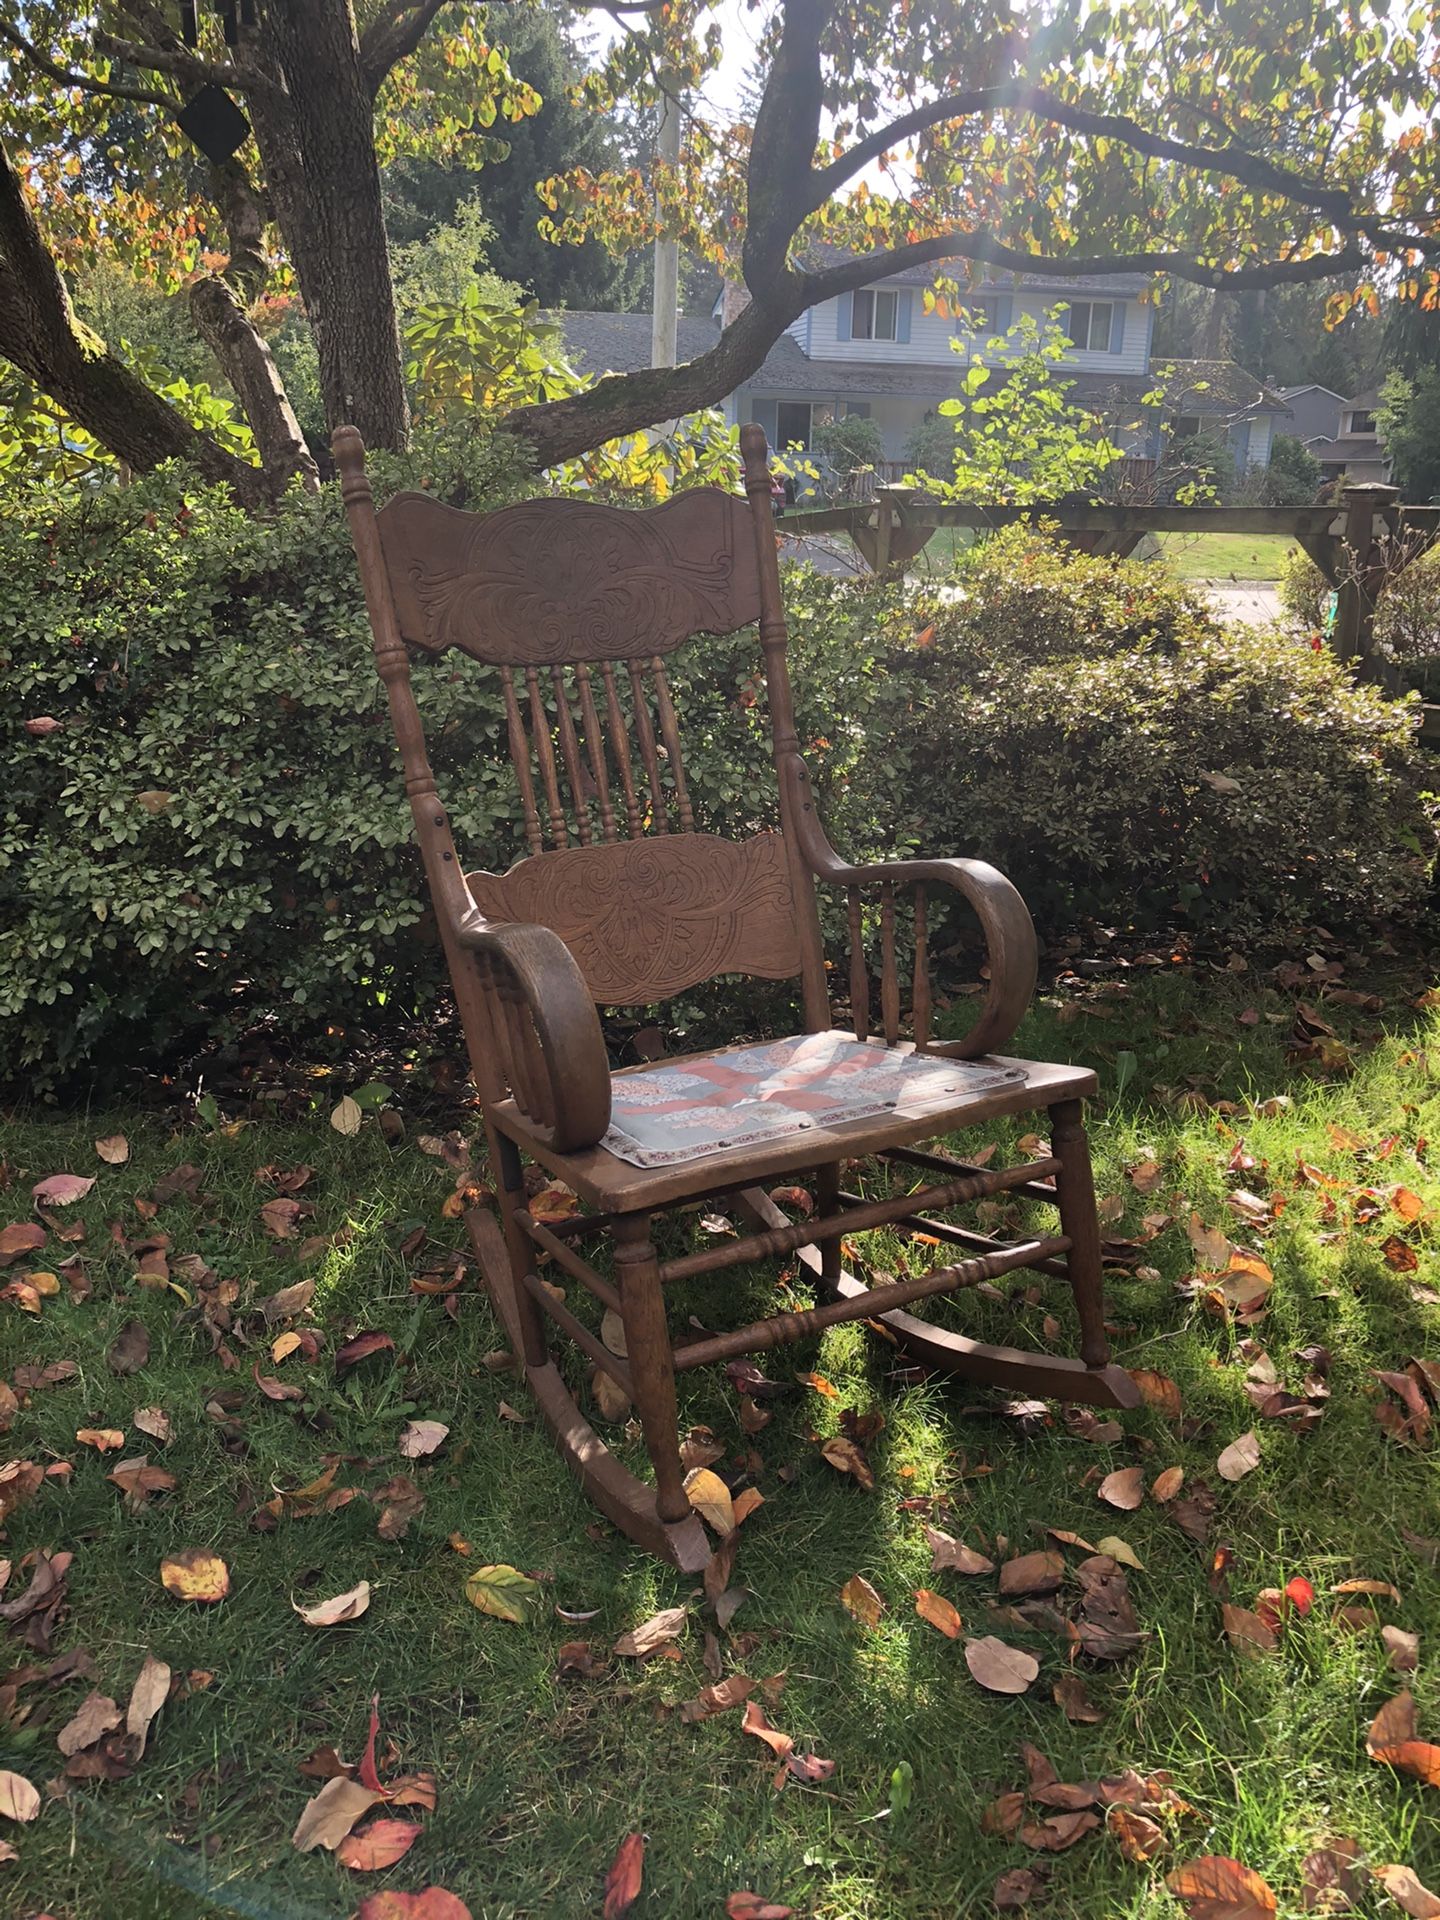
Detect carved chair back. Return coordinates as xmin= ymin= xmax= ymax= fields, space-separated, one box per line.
xmin=335 ymin=426 xmax=833 ymax=1122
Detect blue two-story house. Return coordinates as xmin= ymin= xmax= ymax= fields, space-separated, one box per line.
xmin=548 ymin=260 xmax=1289 ymax=481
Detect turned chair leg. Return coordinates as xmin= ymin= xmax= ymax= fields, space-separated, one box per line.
xmin=1050 ymin=1098 xmax=1112 ymax=1370
xmin=813 ymin=1161 xmax=843 ymax=1292
xmin=613 ymin=1213 xmax=692 ymax=1526
xmin=495 ymin=1134 xmax=549 ymax=1370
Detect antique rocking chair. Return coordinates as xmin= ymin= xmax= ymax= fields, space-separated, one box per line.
xmin=336 ymin=421 xmax=1138 ymax=1571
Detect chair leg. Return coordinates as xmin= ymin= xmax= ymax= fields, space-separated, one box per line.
xmin=494 ymin=1133 xmax=549 ymax=1369
xmin=613 ymin=1213 xmax=692 ymax=1526
xmin=1050 ymin=1098 xmax=1112 ymax=1370
xmin=813 ymin=1161 xmax=843 ymax=1292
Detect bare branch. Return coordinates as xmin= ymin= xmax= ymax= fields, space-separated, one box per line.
xmin=0 ymin=23 xmax=177 ymax=110
xmin=359 ymin=0 xmax=458 ymax=97
xmin=92 ymin=30 xmax=271 ymax=96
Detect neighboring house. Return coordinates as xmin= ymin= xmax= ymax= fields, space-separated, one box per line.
xmin=1277 ymin=383 xmax=1393 ymax=486
xmin=547 ymin=267 xmax=1286 ymax=480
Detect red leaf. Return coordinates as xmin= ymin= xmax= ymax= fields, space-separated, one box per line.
xmin=603 ymin=1832 xmax=645 ymax=1919
xmin=356 ymin=1895 xmax=473 ymax=1920
xmin=336 ymin=1818 xmax=422 ymax=1872
xmin=726 ymin=1896 xmax=795 ymax=1919
xmin=337 ymin=1330 xmax=396 ymax=1370
xmin=358 ymin=1693 xmax=385 ymax=1794
xmin=31 ymin=1174 xmax=94 ymax=1207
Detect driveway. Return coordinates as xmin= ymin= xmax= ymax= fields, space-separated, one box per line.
xmin=1197 ymin=579 xmax=1281 ymax=626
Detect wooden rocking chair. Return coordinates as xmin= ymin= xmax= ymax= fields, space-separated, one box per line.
xmin=335 ymin=422 xmax=1139 ymax=1572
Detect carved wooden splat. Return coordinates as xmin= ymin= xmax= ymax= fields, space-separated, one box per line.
xmin=377 ymin=487 xmax=763 ymax=663
xmin=465 ymin=833 xmax=801 ymax=1002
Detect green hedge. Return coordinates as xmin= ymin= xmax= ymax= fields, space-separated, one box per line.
xmin=1 ymin=487 xmax=1432 ymax=1088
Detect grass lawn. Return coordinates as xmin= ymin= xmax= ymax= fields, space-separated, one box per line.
xmin=4 ymin=965 xmax=1440 ymax=1920
xmin=1155 ymin=533 xmax=1296 ymax=583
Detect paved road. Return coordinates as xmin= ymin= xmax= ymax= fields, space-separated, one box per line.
xmin=1199 ymin=580 xmax=1281 ymax=626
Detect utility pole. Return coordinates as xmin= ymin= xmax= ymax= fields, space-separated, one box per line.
xmin=650 ymin=74 xmax=680 ymax=370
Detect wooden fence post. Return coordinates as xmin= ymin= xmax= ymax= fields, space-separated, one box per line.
xmin=1333 ymin=482 xmax=1400 ymax=673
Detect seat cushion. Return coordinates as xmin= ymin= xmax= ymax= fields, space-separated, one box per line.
xmin=601 ymin=1032 xmax=1026 ymax=1168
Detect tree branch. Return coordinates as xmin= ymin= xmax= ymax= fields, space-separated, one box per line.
xmin=358 ymin=0 xmax=458 ymax=96
xmin=92 ymin=30 xmax=272 ymax=96
xmin=0 ymin=23 xmax=177 ymax=110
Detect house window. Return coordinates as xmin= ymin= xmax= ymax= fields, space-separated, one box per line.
xmin=1067 ymin=300 xmax=1113 ymax=351
xmin=1348 ymin=410 xmax=1377 ymax=436
xmin=776 ymin=401 xmax=813 ymax=449
xmin=852 ymin=288 xmax=899 ymax=341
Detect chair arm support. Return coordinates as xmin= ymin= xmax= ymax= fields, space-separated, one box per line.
xmin=811 ymin=849 xmax=1038 ymax=1059
xmin=457 ymin=919 xmax=612 ymax=1151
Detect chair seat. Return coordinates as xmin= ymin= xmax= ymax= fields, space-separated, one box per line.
xmin=491 ymin=1033 xmax=1097 ymax=1211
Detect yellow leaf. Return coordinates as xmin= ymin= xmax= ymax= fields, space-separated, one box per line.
xmin=684 ymin=1467 xmax=735 ymax=1534
xmin=464 ymin=1563 xmax=540 ymax=1623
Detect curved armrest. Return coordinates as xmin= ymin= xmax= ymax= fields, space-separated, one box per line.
xmin=458 ymin=919 xmax=612 ymax=1152
xmin=813 ymin=848 xmax=1037 ymax=1059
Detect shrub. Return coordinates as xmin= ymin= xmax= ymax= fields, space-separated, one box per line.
xmin=1278 ymin=544 xmax=1331 ymax=628
xmin=899 ymin=527 xmax=1435 ymax=939
xmin=2 ymin=499 xmax=1431 ymax=1089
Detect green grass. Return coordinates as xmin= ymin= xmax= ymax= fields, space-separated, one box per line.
xmin=4 ymin=967 xmax=1440 ymax=1920
xmin=1156 ymin=533 xmax=1295 ymax=582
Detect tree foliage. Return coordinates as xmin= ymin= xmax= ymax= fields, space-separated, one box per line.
xmin=1379 ymin=369 xmax=1440 ymax=505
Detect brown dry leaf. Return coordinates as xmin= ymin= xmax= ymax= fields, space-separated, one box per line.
xmin=603 ymin=1831 xmax=645 ymax=1919
xmin=76 ymin=1427 xmax=125 ymax=1453
xmin=819 ymin=1434 xmax=874 ymax=1490
xmin=294 ymin=1581 xmax=371 ymax=1627
xmin=106 ymin=1318 xmax=150 ymax=1375
xmin=1374 ymin=1864 xmax=1440 ymax=1918
xmin=1383 ymin=1625 xmax=1420 ymax=1673
xmin=32 ymin=1173 xmax=94 ymax=1207
xmin=374 ymin=1473 xmax=424 ymax=1541
xmin=254 ymin=1361 xmax=304 ymax=1403
xmin=397 ymin=1420 xmax=449 ymax=1459
xmin=1166 ymin=1855 xmax=1277 ymax=1919
xmin=95 ymin=1135 xmax=130 ymax=1165
xmin=923 ymin=1526 xmax=994 ymax=1575
xmin=1188 ymin=1213 xmax=1234 ymax=1267
xmin=1368 ymin=1693 xmax=1419 ymax=1754
xmin=261 ymin=1278 xmax=316 ymax=1323
xmin=679 ymin=1674 xmax=756 ymax=1724
xmin=798 ymin=1370 xmax=838 ymax=1397
xmin=741 ymin=1699 xmax=794 ymax=1761
xmin=159 ymin=1548 xmax=230 ymax=1604
xmin=292 ymin=1774 xmax=383 ymax=1852
xmin=1130 ymin=1368 xmax=1183 ymax=1417
xmin=57 ymin=1690 xmax=122 ymax=1756
xmin=108 ymin=1457 xmax=177 ymax=1512
xmin=614 ymin=1606 xmax=687 ymax=1658
xmin=1021 ymin=1810 xmax=1100 ymax=1851
xmin=336 ymin=1817 xmax=423 ymax=1872
xmin=732 ymin=1487 xmax=764 ymax=1526
xmin=599 ymin=1308 xmax=627 ymax=1356
xmin=982 ymin=1790 xmax=1026 ymax=1838
xmin=964 ymin=1635 xmax=1038 ymax=1694
xmin=1153 ymin=1466 xmax=1185 ymax=1503
xmin=725 ymin=1895 xmax=795 ymax=1920
xmin=1334 ymin=1577 xmax=1402 ymax=1602
xmin=1299 ymin=1839 xmax=1363 ymax=1913
xmin=1098 ymin=1467 xmax=1144 ymax=1510
xmin=684 ymin=1467 xmax=735 ymax=1534
xmin=998 ymin=1552 xmax=1064 ymax=1598
xmin=914 ymin=1588 xmax=962 ymax=1638
xmin=336 ymin=1330 xmax=395 ymax=1370
xmin=132 ymin=1406 xmax=171 ymax=1446
xmin=840 ymin=1575 xmax=884 ymax=1629
xmin=590 ymin=1367 xmax=632 ymax=1423
xmin=0 ymin=1224 xmax=46 ymax=1266
xmin=1054 ymin=1673 xmax=1104 ymax=1723
xmin=1222 ymin=1604 xmax=1279 ymax=1655
xmin=994 ymin=1868 xmax=1043 ymax=1911
xmin=260 ymin=1197 xmax=303 ymax=1239
xmin=0 ymin=1770 xmax=40 ymax=1822
xmin=125 ymin=1655 xmax=171 ymax=1759
xmin=1371 ymin=1741 xmax=1440 ymax=1787
xmin=1108 ymin=1805 xmax=1167 ymax=1863
xmin=1217 ymin=1431 xmax=1262 ymax=1481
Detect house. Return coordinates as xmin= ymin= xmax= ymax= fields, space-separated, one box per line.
xmin=548 ymin=266 xmax=1288 ymax=481
xmin=1277 ymin=383 xmax=1392 ymax=486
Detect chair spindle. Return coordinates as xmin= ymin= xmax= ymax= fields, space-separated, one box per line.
xmin=649 ymin=659 xmax=695 ymax=834
xmin=847 ymin=886 xmax=869 ymax=1042
xmin=499 ymin=667 xmax=544 ymax=857
xmin=574 ymin=664 xmax=618 ymax=842
xmin=550 ymin=665 xmax=592 ymax=846
xmin=600 ymin=662 xmax=643 ymax=839
xmin=627 ymin=659 xmax=669 ymax=831
xmin=912 ymin=883 xmax=932 ymax=1050
xmin=525 ymin=666 xmax=567 ymax=847
xmin=880 ymin=881 xmax=900 ymax=1044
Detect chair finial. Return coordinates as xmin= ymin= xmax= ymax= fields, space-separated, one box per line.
xmin=740 ymin=422 xmax=771 ymax=497
xmin=331 ymin=425 xmax=370 ymax=505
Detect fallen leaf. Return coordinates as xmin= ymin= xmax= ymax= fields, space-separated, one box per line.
xmin=254 ymin=1361 xmax=304 ymax=1402
xmin=262 ymin=1278 xmax=316 ymax=1322
xmin=999 ymin=1552 xmax=1064 ymax=1597
xmin=1217 ymin=1431 xmax=1261 ymax=1481
xmin=0 ymin=1771 xmax=40 ymax=1822
xmin=982 ymin=1791 xmax=1026 ymax=1838
xmin=95 ymin=1135 xmax=130 ymax=1165
xmin=603 ymin=1832 xmax=645 ymax=1918
xmin=1334 ymin=1577 xmax=1402 ymax=1602
xmin=159 ymin=1548 xmax=229 ymax=1604
xmin=923 ymin=1526 xmax=994 ymax=1574
xmin=615 ymin=1605 xmax=686 ymax=1657
xmin=260 ymin=1197 xmax=303 ymax=1239
xmin=1372 ymin=1741 xmax=1440 ymax=1787
xmin=1299 ymin=1839 xmax=1363 ymax=1913
xmin=685 ymin=1466 xmax=736 ymax=1534
xmin=1095 ymin=1536 xmax=1144 ymax=1571
xmin=57 ymin=1690 xmax=122 ymax=1756
xmin=76 ymin=1427 xmax=125 ymax=1453
xmin=1130 ymin=1368 xmax=1183 ymax=1417
xmin=1188 ymin=1213 xmax=1233 ymax=1266
xmin=398 ymin=1420 xmax=449 ymax=1459
xmin=725 ymin=1895 xmax=794 ymax=1919
xmin=964 ymin=1636 xmax=1039 ymax=1694
xmin=1222 ymin=1604 xmax=1278 ymax=1655
xmin=840 ymin=1575 xmax=884 ymax=1629
xmin=293 ymin=1774 xmax=382 ymax=1852
xmin=1153 ymin=1466 xmax=1185 ymax=1503
xmin=125 ymin=1654 xmax=171 ymax=1758
xmin=1098 ymin=1467 xmax=1144 ymax=1510
xmin=914 ymin=1588 xmax=962 ymax=1638
xmin=740 ymin=1698 xmax=793 ymax=1760
xmin=1166 ymin=1855 xmax=1277 ymax=1919
xmin=1383 ymin=1625 xmax=1420 ymax=1673
xmin=819 ymin=1434 xmax=874 ymax=1489
xmin=0 ymin=1224 xmax=45 ymax=1266
xmin=1054 ymin=1673 xmax=1104 ymax=1723
xmin=295 ymin=1581 xmax=371 ymax=1627
xmin=337 ymin=1330 xmax=395 ymax=1370
xmin=106 ymin=1319 xmax=150 ymax=1375
xmin=994 ymin=1868 xmax=1043 ymax=1911
xmin=680 ymin=1674 xmax=756 ymax=1723
xmin=337 ymin=1818 xmax=423 ymax=1872
xmin=463 ymin=1565 xmax=539 ymax=1624
xmin=31 ymin=1174 xmax=94 ymax=1207
xmin=331 ymin=1096 xmax=363 ymax=1137
xmin=355 ymin=1893 xmax=473 ymax=1920
xmin=1021 ymin=1810 xmax=1100 ymax=1851
xmin=374 ymin=1473 xmax=424 ymax=1541
xmin=1108 ymin=1805 xmax=1166 ymax=1863
xmin=1374 ymin=1864 xmax=1440 ymax=1918
xmin=108 ymin=1457 xmax=177 ymax=1511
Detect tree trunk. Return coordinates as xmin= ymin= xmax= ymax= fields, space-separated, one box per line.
xmin=251 ymin=0 xmax=409 ymax=452
xmin=188 ymin=275 xmax=320 ymax=493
